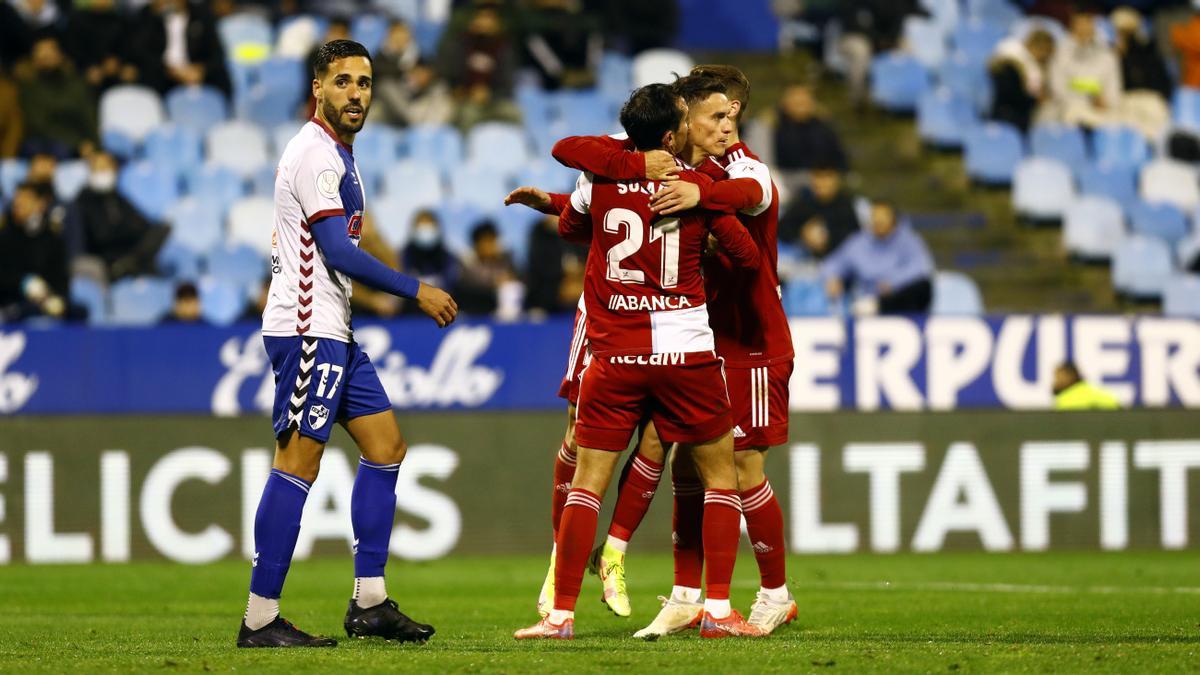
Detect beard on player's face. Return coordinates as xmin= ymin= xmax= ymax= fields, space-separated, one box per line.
xmin=323 ymin=97 xmax=368 ymax=136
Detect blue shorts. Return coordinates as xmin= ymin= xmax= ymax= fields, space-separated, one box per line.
xmin=264 ymin=336 xmax=392 ymax=444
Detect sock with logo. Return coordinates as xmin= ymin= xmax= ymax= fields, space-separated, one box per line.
xmin=701 ymin=489 xmax=742 ymax=605
xmin=607 ymin=452 xmax=663 ymax=544
xmin=351 ymin=458 xmax=400 ymax=608
xmin=551 ymin=442 xmax=576 ymax=535
xmin=246 ymin=469 xmax=310 ymax=629
xmin=554 ymin=488 xmax=602 ymax=612
xmin=741 ymin=479 xmax=788 ymax=590
xmin=672 ymin=475 xmax=705 ymax=589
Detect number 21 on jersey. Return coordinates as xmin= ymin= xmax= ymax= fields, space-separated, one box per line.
xmin=603 ymin=207 xmax=680 ymax=288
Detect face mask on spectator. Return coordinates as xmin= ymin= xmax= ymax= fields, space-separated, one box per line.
xmin=412 ymin=224 xmax=439 ymax=248
xmin=88 ymin=170 xmax=117 ymax=193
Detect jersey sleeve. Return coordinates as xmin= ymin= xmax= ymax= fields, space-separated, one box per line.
xmin=569 ymin=171 xmax=594 ymax=215
xmin=290 ymin=145 xmax=346 ymax=222
xmin=708 ymin=213 xmax=760 ymax=271
xmin=560 ymin=172 xmax=594 ymax=243
xmin=699 ymin=177 xmax=765 ymax=215
xmin=723 ymin=155 xmax=773 ymax=216
xmin=552 ymin=135 xmax=644 ymax=181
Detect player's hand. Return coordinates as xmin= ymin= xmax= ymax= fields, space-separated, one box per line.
xmin=650 ymin=181 xmax=701 ymax=215
xmin=416 ymin=283 xmax=458 ymax=328
xmin=643 ymin=150 xmax=680 ymax=182
xmin=504 ymin=186 xmax=551 ymax=211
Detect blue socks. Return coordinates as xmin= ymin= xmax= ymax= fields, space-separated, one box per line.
xmin=249 ymin=469 xmax=311 ymax=600
xmin=352 ymin=458 xmax=400 ymax=579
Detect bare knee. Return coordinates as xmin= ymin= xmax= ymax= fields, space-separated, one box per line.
xmin=366 ymin=436 xmax=407 ymax=466
xmin=274 ymin=434 xmax=325 ymax=483
xmin=734 ymin=448 xmax=767 ymax=490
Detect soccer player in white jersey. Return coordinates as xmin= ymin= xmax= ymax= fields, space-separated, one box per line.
xmin=237 ymin=39 xmax=457 ymax=648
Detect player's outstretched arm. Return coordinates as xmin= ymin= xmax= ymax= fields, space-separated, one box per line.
xmin=552 ymin=136 xmax=680 ymax=182
xmin=709 ymin=213 xmax=760 ymax=271
xmin=504 ymin=186 xmax=570 ymax=216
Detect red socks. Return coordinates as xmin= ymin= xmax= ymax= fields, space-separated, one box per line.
xmin=671 ymin=476 xmax=705 ymax=588
xmin=607 ymin=453 xmax=663 ymax=542
xmin=553 ymin=487 xmax=601 ymax=611
xmin=741 ymin=479 xmax=787 ymax=589
xmin=551 ymin=443 xmax=576 ymax=535
xmin=701 ymin=488 xmax=742 ymax=601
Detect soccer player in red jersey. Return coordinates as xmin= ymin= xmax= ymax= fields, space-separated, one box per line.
xmin=548 ymin=65 xmax=798 ymax=636
xmin=511 ymin=81 xmax=765 ymax=640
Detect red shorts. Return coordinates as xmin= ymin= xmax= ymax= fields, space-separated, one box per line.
xmin=724 ymin=360 xmax=793 ymax=451
xmin=557 ymin=307 xmax=589 ymax=407
xmin=574 ymin=351 xmax=732 ymax=452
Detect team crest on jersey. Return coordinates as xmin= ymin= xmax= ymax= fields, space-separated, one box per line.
xmin=347 ymin=211 xmax=363 ymax=237
xmin=316 ymin=169 xmax=339 ymax=197
xmin=308 ymin=403 xmax=330 ymax=430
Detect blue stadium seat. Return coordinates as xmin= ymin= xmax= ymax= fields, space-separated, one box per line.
xmin=1092 ymin=125 xmax=1150 ymax=168
xmin=1012 ymin=157 xmax=1075 ymax=220
xmin=869 ymin=52 xmax=930 ymax=113
xmin=1029 ymin=124 xmax=1089 ymax=174
xmin=143 ymin=124 xmax=204 ymax=177
xmin=227 ymin=196 xmax=275 ymax=257
xmin=494 ymin=205 xmax=543 ymax=268
xmin=1172 ymin=87 xmax=1200 ymax=131
xmin=165 ymin=85 xmax=228 ymax=134
xmin=598 ymin=52 xmax=633 ymax=107
xmin=255 ymin=56 xmax=306 ymax=105
xmin=204 ymin=244 xmax=266 ymax=292
xmin=167 ymin=197 xmax=225 ymax=254
xmin=110 ymin=276 xmax=175 ymax=325
xmin=552 ymin=89 xmax=616 ymax=134
xmin=404 ymin=124 xmax=464 ymax=176
xmin=917 ymin=88 xmax=977 ymax=148
xmin=185 ymin=163 xmax=247 ymax=211
xmin=218 ymin=13 xmax=274 ymax=63
xmin=381 ymin=160 xmax=445 ymax=209
xmin=964 ymin=122 xmax=1023 ymax=185
xmin=920 ymin=0 xmax=960 ymax=35
xmin=1163 ymin=274 xmax=1200 ymax=317
xmin=1179 ymin=232 xmax=1200 ymax=269
xmin=516 ymin=82 xmax=553 ymax=132
xmin=118 ymin=160 xmax=180 ymax=222
xmin=903 ymin=16 xmax=947 ymax=68
xmin=632 ymin=48 xmax=694 ymax=88
xmin=965 ymin=0 xmax=1023 ymax=28
xmin=1112 ymin=234 xmax=1174 ymax=299
xmin=370 ymin=195 xmax=422 ymax=249
xmin=99 ymin=85 xmax=165 ymax=144
xmin=412 ymin=20 xmax=445 ymax=58
xmin=236 ymin=82 xmax=300 ymax=129
xmin=250 ymin=164 xmax=277 ymax=196
xmin=52 ymin=161 xmax=89 ymax=202
xmin=466 ymin=122 xmax=531 ymax=173
xmin=351 ymin=123 xmax=402 ymax=192
xmin=782 ymin=277 xmax=830 ymax=316
xmin=101 ymin=128 xmax=138 ymax=160
xmin=939 ymin=53 xmax=992 ymax=114
xmin=931 ymin=271 xmax=984 ymax=315
xmin=950 ymin=18 xmax=1006 ymax=64
xmin=351 ymin=14 xmax=389 ymax=54
xmin=156 ymin=238 xmax=204 ymax=281
xmin=374 ymin=0 xmax=420 ymax=24
xmin=518 ymin=160 xmax=578 ymax=194
xmin=0 ymin=158 xmax=27 ymax=198
xmin=271 ymin=121 xmax=305 ymax=157
xmin=1077 ymin=162 xmax=1138 ymax=212
xmin=69 ymin=276 xmax=107 ymax=325
xmin=450 ymin=164 xmax=510 ymax=212
xmin=199 ymin=277 xmax=249 ymax=326
xmin=437 ymin=202 xmax=487 ymax=255
xmin=1063 ymin=195 xmax=1125 ymax=261
xmin=207 ymin=121 xmax=270 ymax=178
xmin=1139 ymin=159 xmax=1200 ymax=212
xmin=1128 ymin=201 xmax=1189 ymax=247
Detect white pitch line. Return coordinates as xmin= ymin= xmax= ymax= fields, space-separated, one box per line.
xmin=746 ymin=580 xmax=1200 ymax=595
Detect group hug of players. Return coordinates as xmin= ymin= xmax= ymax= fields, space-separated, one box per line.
xmin=506 ymin=64 xmax=797 ymax=640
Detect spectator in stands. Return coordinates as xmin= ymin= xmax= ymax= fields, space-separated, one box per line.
xmin=455 ymin=219 xmax=518 ymax=316
xmin=837 ymin=0 xmax=921 ymax=107
xmin=350 ymin=216 xmax=402 ymax=319
xmin=306 ymin=17 xmax=351 ymax=87
xmin=518 ymin=0 xmax=603 ymax=90
xmin=0 ymin=182 xmax=76 ymax=321
xmin=989 ymin=29 xmax=1056 ymax=133
xmin=1170 ymin=4 xmax=1200 ymax=89
xmin=821 ymin=200 xmax=934 ymax=314
xmin=400 ymin=211 xmax=460 ymax=314
xmin=16 ymin=35 xmax=97 ymax=159
xmin=779 ymin=167 xmax=860 ymax=260
xmin=371 ymin=19 xmax=422 ymax=125
xmin=438 ymin=2 xmax=522 ymax=130
xmin=1047 ymin=9 xmax=1122 ymax=129
xmin=1111 ymin=7 xmax=1172 ymax=139
xmin=162 ymin=281 xmax=203 ymax=324
xmin=774 ymin=84 xmax=848 ymax=186
xmin=67 ymin=152 xmax=168 ymax=282
xmin=525 ymin=214 xmax=587 ymax=315
xmin=127 ymin=0 xmax=232 ymax=99
xmin=0 ymin=71 xmax=21 ymax=158
xmin=401 ymin=60 xmax=456 ymax=127
xmin=25 ymin=153 xmax=57 ymax=190
xmin=1053 ymin=362 xmax=1120 ymax=410
xmin=597 ymin=0 xmax=679 ymax=54
xmin=62 ymin=0 xmax=137 ymax=94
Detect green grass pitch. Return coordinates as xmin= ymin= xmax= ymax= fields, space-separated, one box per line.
xmin=1 ymin=552 xmax=1196 ymax=672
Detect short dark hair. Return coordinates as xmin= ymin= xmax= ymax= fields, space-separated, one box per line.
xmin=313 ymin=39 xmax=372 ymax=78
xmin=174 ymin=282 xmax=199 ymax=301
xmin=471 ymin=219 xmax=498 ymax=244
xmin=15 ymin=181 xmax=52 ymax=202
xmin=672 ymin=73 xmax=726 ymax=108
xmin=619 ymin=83 xmax=684 ymax=151
xmin=691 ymin=64 xmax=750 ymax=116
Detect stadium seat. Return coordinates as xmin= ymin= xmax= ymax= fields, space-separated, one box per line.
xmin=916 ymin=88 xmax=976 ymax=148
xmin=143 ymin=124 xmax=204 ymax=177
xmin=1062 ymin=195 xmax=1125 ymax=261
xmin=1172 ymin=87 xmax=1200 ymax=131
xmin=1012 ymin=157 xmax=1075 ymax=220
xmin=516 ymin=82 xmax=553 ymax=133
xmin=199 ymin=277 xmax=249 ymax=326
xmin=370 ymin=195 xmax=421 ymax=249
xmin=236 ymin=79 xmax=302 ymax=128
xmin=903 ymin=16 xmax=947 ymax=69
xmin=156 ymin=238 xmax=204 ymax=281
xmin=1139 ymin=159 xmax=1200 ymax=212
xmin=869 ymin=52 xmax=930 ymax=113
xmin=965 ymin=0 xmax=1023 ymax=28
xmin=466 ymin=122 xmax=531 ymax=173
xmin=0 ymin=158 xmax=27 ymax=198
xmin=437 ymin=202 xmax=487 ymax=255
xmin=1010 ymin=15 xmax=1067 ymax=43
xmin=99 ymin=85 xmax=166 ymax=143
xmin=518 ymin=160 xmax=578 ymax=194
xmin=1128 ymin=201 xmax=1189 ymax=247
xmin=109 ymin=276 xmax=175 ymax=325
xmin=185 ymin=163 xmax=247 ymax=211
xmin=964 ymin=122 xmax=1024 ymax=185
xmin=1029 ymin=124 xmax=1089 ymax=174
xmin=69 ymin=276 xmax=107 ymax=325
xmin=920 ymin=0 xmax=960 ymax=36
xmin=931 ymin=271 xmax=984 ymax=315
xmin=381 ymin=160 xmax=445 ymax=209
xmin=351 ymin=14 xmax=389 ymax=54
xmin=1179 ymin=232 xmax=1200 ymax=269
xmin=598 ymin=51 xmax=634 ymax=106
xmin=250 ymin=164 xmax=277 ymax=196
xmin=632 ymin=49 xmax=694 ymax=88
xmin=167 ymin=197 xmax=225 ymax=254
xmin=950 ymin=18 xmax=1006 ymax=64
xmin=1163 ymin=274 xmax=1200 ymax=317
xmin=938 ymin=53 xmax=992 ymax=114
xmin=352 ymin=123 xmax=402 ymax=191
xmin=1077 ymin=162 xmax=1138 ymax=212
xmin=204 ymin=242 xmax=266 ymax=289
xmin=206 ymin=121 xmax=270 ymax=178
xmin=782 ymin=277 xmax=830 ymax=316
xmin=271 ymin=121 xmax=305 ymax=157
xmin=1112 ymin=234 xmax=1174 ymax=299
xmin=275 ymin=14 xmax=322 ymax=58
xmin=552 ymin=89 xmax=615 ymax=133
xmin=52 ymin=161 xmax=89 ymax=202
xmin=404 ymin=124 xmax=464 ymax=176
xmin=227 ymin=196 xmax=275 ymax=257
xmin=494 ymin=206 xmax=543 ymax=268
xmin=450 ymin=163 xmax=510 ymax=212
xmin=165 ymin=85 xmax=228 ymax=134
xmin=1092 ymin=124 xmax=1150 ymax=168
xmin=118 ymin=160 xmax=181 ymax=222
xmin=101 ymin=128 xmax=138 ymax=160
xmin=218 ymin=13 xmax=273 ymax=63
